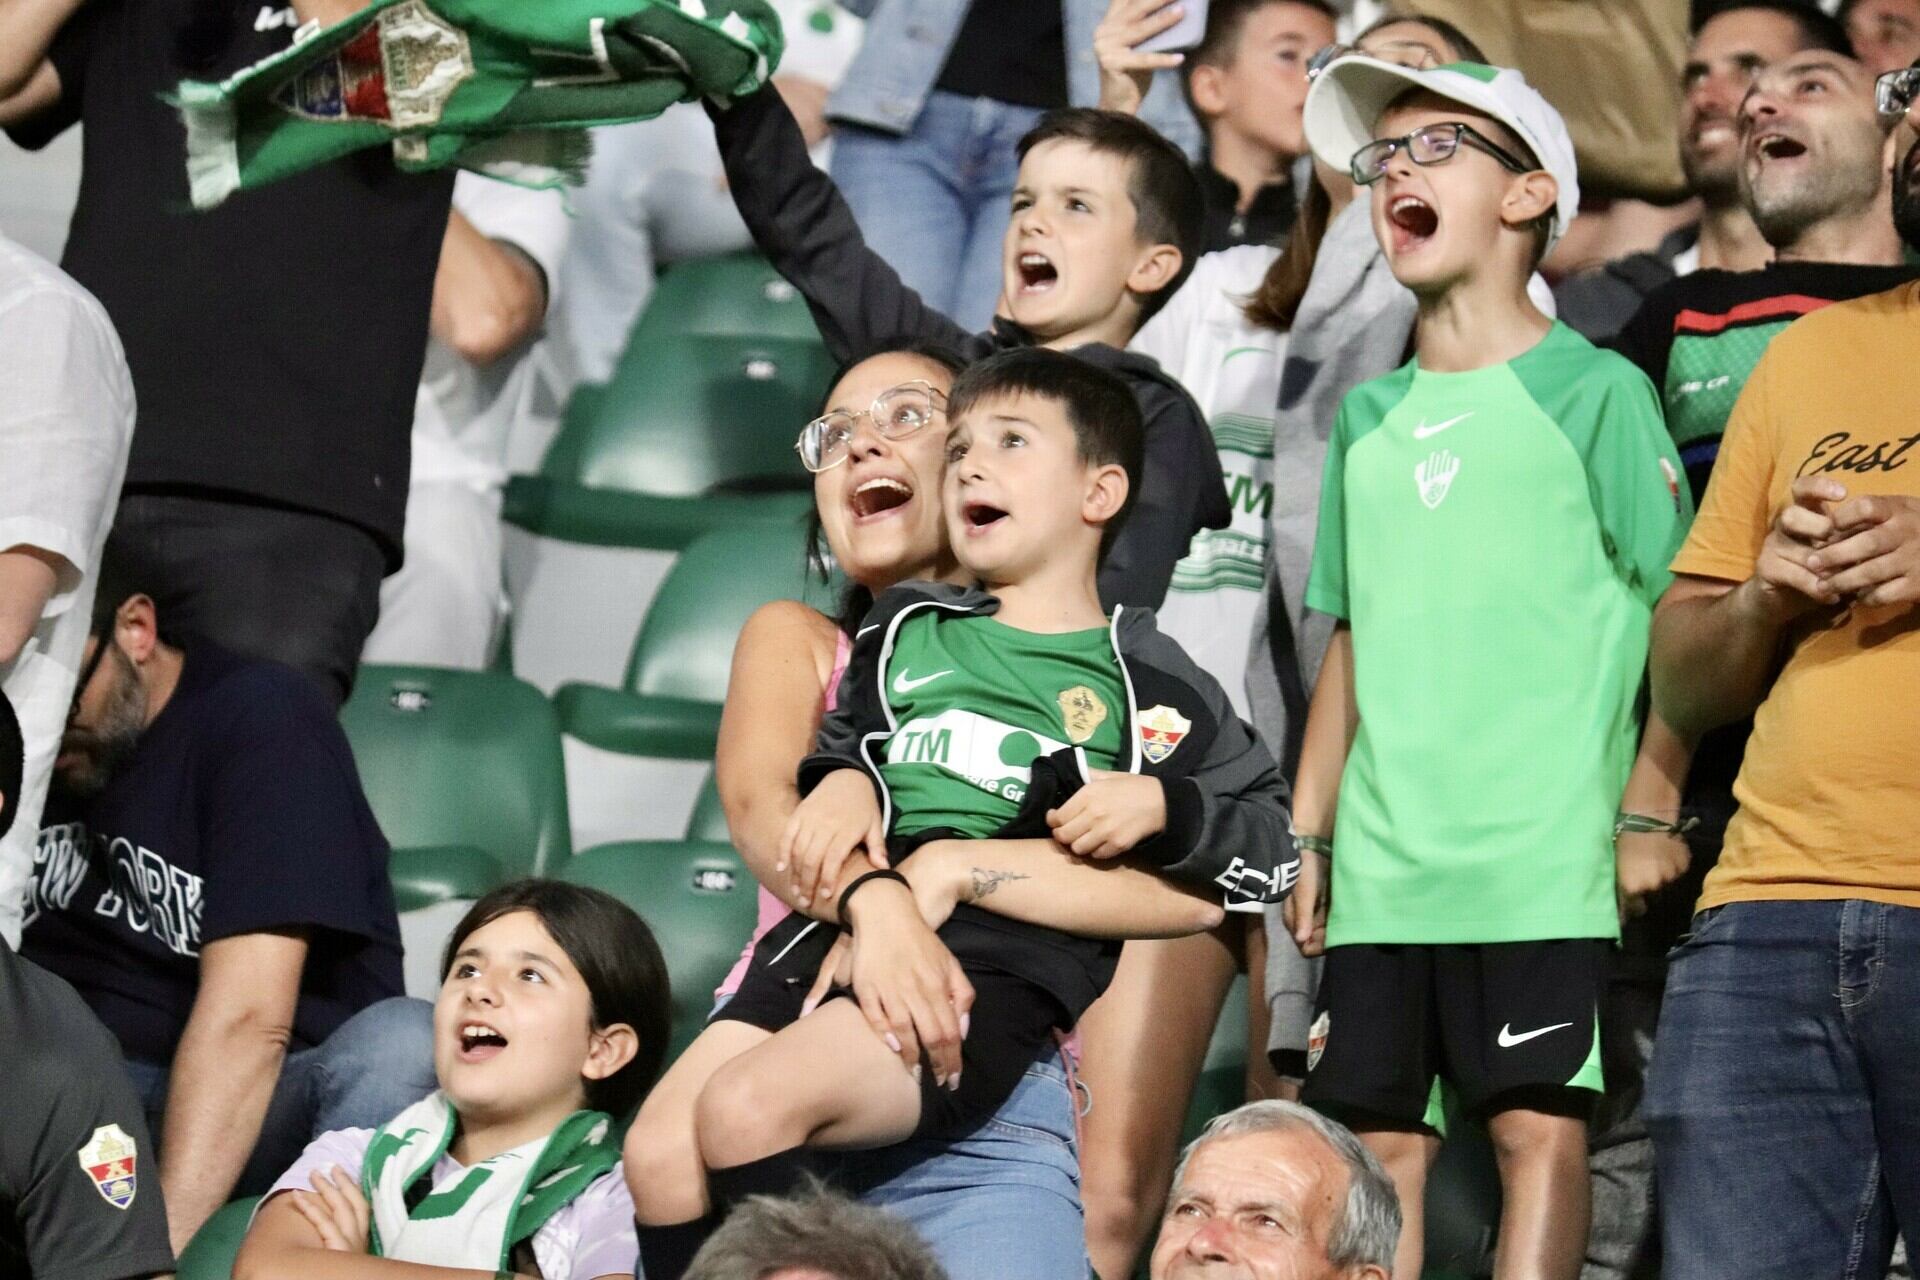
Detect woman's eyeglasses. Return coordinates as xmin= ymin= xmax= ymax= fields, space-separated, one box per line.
xmin=795 ymin=381 xmax=947 ymax=473
xmin=1348 ymin=122 xmax=1534 ymax=186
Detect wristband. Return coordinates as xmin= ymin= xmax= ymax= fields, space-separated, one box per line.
xmin=837 ymin=868 xmax=909 ymax=924
xmin=1296 ymin=834 xmax=1334 ymax=858
xmin=1614 ymin=812 xmax=1701 ymax=839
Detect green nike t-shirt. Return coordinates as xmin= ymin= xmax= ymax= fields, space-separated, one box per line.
xmin=881 ymin=614 xmax=1127 ymax=839
xmin=1306 ymin=322 xmax=1692 ymax=945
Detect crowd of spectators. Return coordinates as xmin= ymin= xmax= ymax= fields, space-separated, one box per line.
xmin=3 ymin=0 xmax=1919 ymax=1278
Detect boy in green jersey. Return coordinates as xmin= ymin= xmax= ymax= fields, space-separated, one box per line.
xmin=629 ymin=349 xmax=1295 ymax=1279
xmin=1281 ymin=57 xmax=1695 ymax=1280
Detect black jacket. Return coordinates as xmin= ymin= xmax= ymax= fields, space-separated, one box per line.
xmin=795 ymin=582 xmax=1297 ymax=1018
xmin=709 ymin=87 xmax=1231 ymax=610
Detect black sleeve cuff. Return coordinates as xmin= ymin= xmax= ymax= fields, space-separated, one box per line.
xmin=797 ymin=752 xmax=872 ymax=797
xmin=1134 ymin=776 xmax=1204 ymax=867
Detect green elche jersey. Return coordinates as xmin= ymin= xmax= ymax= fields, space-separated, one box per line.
xmin=1306 ymin=322 xmax=1692 ymax=946
xmin=880 ymin=615 xmax=1126 ymax=839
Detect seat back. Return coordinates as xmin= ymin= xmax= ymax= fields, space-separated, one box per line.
xmin=685 ymin=771 xmax=730 ymax=843
xmin=560 ymin=841 xmax=761 ymax=1060
xmin=622 ymin=522 xmax=836 ymax=701
xmin=177 ymin=1196 xmax=260 ymax=1280
xmin=540 ymin=254 xmax=832 ymax=499
xmin=342 ymin=666 xmax=572 ymax=879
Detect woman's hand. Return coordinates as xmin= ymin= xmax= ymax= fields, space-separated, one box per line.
xmin=778 ymin=768 xmax=889 ymax=909
xmin=1094 ymin=0 xmax=1188 ymax=115
xmin=1616 ymin=831 xmax=1691 ymax=920
xmin=287 ymin=1166 xmax=370 ymax=1253
xmin=815 ymin=880 xmax=974 ymax=1090
xmin=1046 ymin=772 xmax=1166 ymax=858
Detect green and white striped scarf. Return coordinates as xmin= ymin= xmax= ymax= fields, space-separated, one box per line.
xmin=174 ymin=0 xmax=783 ymax=207
xmin=361 ymin=1091 xmax=620 ymax=1271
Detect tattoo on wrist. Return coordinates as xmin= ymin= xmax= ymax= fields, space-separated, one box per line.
xmin=964 ymin=868 xmax=1031 ymax=903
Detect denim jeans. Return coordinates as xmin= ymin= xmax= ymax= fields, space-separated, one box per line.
xmin=828 ymin=91 xmax=1044 ymax=332
xmin=1646 ymin=900 xmax=1920 ymax=1279
xmin=125 ymin=996 xmax=437 ymax=1196
xmin=832 ymin=1046 xmax=1090 ymax=1280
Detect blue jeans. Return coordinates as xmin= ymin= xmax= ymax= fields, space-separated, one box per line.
xmin=832 ymin=1047 xmax=1089 ymax=1280
xmin=829 ymin=91 xmax=1044 ymax=332
xmin=126 ymin=996 xmax=437 ymax=1196
xmin=1646 ymin=900 xmax=1920 ymax=1279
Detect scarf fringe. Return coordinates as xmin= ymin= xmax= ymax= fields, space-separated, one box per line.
xmin=174 ymin=81 xmax=242 ymax=211
xmin=455 ymin=128 xmax=594 ymax=189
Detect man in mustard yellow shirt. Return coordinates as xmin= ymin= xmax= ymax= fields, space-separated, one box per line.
xmin=1644 ymin=62 xmax=1920 ymax=1280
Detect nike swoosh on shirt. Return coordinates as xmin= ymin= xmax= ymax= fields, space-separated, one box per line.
xmin=1412 ymin=412 xmax=1473 ymax=439
xmin=892 ymin=668 xmax=953 ymax=695
xmin=1497 ymin=1021 xmax=1573 ymax=1048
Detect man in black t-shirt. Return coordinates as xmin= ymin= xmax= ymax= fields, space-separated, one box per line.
xmin=0 ymin=0 xmax=452 ymax=707
xmin=2 ymin=689 xmax=173 ymax=1280
xmin=19 ymin=588 xmax=429 ymax=1254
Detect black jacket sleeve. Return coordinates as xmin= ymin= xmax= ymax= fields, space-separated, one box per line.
xmin=1611 ymin=284 xmax=1678 ymax=391
xmin=708 ymin=86 xmax=982 ymax=365
xmin=796 ymin=587 xmax=918 ymax=797
xmin=1083 ymin=351 xmax=1232 ymax=610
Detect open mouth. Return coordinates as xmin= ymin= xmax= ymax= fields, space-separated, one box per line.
xmin=1016 ymin=252 xmax=1059 ymax=295
xmin=962 ymin=501 xmax=1009 ymax=533
xmin=1388 ymin=195 xmax=1439 ymax=250
xmin=458 ymin=1022 xmax=509 ymax=1062
xmin=1753 ymin=132 xmax=1808 ymax=162
xmin=851 ymin=476 xmax=913 ymax=519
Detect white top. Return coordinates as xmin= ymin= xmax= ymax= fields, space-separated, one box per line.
xmin=1132 ymin=246 xmax=1290 ymax=717
xmin=0 ymin=232 xmax=134 ymax=947
xmin=411 ymin=172 xmax=572 ymax=493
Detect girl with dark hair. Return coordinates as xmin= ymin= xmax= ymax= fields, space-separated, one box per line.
xmin=626 ymin=344 xmax=1225 ymax=1280
xmin=235 ymin=880 xmax=669 ymax=1280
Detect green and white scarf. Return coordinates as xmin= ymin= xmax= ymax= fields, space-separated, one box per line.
xmin=361 ymin=1091 xmax=620 ymax=1272
xmin=173 ymin=0 xmax=784 ymax=208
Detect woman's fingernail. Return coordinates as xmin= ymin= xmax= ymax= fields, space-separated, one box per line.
xmin=960 ymin=1013 xmax=971 ymax=1037
xmin=885 ymin=1032 xmax=902 ymax=1053
xmin=911 ymin=1064 xmax=922 ymax=1083
xmin=950 ymin=1072 xmax=962 ymax=1091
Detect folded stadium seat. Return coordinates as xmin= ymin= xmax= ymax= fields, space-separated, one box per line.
xmin=502 ymin=252 xmax=832 ymax=695
xmin=342 ymin=666 xmax=572 ymax=997
xmin=558 ymin=841 xmax=761 ymax=1062
xmin=176 ymin=1196 xmax=259 ymax=1280
xmin=685 ymin=770 xmax=729 ymax=843
xmin=552 ymin=522 xmax=837 ymax=849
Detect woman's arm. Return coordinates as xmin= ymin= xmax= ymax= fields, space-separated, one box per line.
xmin=713 ymin=599 xmax=843 ymax=919
xmin=1284 ymin=625 xmax=1356 ymax=955
xmin=903 ymin=836 xmax=1227 ymax=939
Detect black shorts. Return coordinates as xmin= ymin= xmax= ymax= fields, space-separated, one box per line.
xmin=716 ymin=915 xmax=1063 ymax=1142
xmin=1300 ymin=939 xmax=1608 ymax=1129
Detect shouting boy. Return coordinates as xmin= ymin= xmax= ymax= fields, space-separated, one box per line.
xmin=1284 ymin=58 xmax=1694 ymax=1280
xmin=704 ymin=82 xmax=1229 ymax=610
xmin=628 ymin=349 xmax=1295 ymax=1279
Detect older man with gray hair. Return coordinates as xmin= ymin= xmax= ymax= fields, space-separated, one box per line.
xmin=1151 ymin=1100 xmax=1400 ymax=1279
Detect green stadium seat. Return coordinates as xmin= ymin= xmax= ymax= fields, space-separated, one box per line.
xmin=559 ymin=841 xmax=761 ymax=1060
xmin=503 ymin=253 xmax=830 ymax=552
xmin=686 ymin=771 xmax=729 ymax=843
xmin=176 ymin=1196 xmax=259 ymax=1280
xmin=1178 ymin=974 xmax=1251 ymax=1149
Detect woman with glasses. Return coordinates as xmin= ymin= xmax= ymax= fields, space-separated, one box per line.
xmin=1079 ymin=15 xmax=1496 ymax=1278
xmin=626 ymin=343 xmax=1225 ymax=1280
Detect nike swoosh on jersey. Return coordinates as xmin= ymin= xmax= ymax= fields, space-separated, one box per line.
xmin=1412 ymin=412 xmax=1473 ymax=439
xmin=1496 ymin=1021 xmax=1573 ymax=1048
xmin=891 ymin=668 xmax=953 ymax=695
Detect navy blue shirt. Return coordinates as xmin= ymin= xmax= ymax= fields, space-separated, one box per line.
xmin=21 ymin=642 xmax=402 ymax=1064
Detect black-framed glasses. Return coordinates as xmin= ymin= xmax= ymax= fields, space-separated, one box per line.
xmin=795 ymin=380 xmax=947 ymax=473
xmin=67 ymin=636 xmax=111 ymax=723
xmin=1349 ymin=122 xmax=1534 ymax=186
xmin=1877 ymin=64 xmax=1920 ymax=122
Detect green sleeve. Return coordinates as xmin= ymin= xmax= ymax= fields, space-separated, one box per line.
xmin=1578 ymin=363 xmax=1695 ymax=609
xmin=1303 ymin=399 xmax=1353 ymax=620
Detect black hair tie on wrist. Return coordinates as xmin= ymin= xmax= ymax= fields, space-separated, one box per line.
xmin=837 ymin=868 xmax=909 ymax=925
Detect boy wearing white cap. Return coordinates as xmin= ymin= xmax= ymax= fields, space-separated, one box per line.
xmin=1280 ymin=57 xmax=1695 ymax=1279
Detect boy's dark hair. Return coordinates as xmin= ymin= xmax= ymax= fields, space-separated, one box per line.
xmin=946 ymin=348 xmax=1144 ymax=561
xmin=804 ymin=339 xmax=973 ymax=637
xmin=1692 ymin=0 xmax=1851 ymax=52
xmin=1016 ymin=109 xmax=1204 ymax=325
xmin=1181 ymin=0 xmax=1339 ymax=121
xmin=443 ymin=879 xmax=672 ymax=1118
xmin=0 ymin=689 xmax=21 ymax=841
